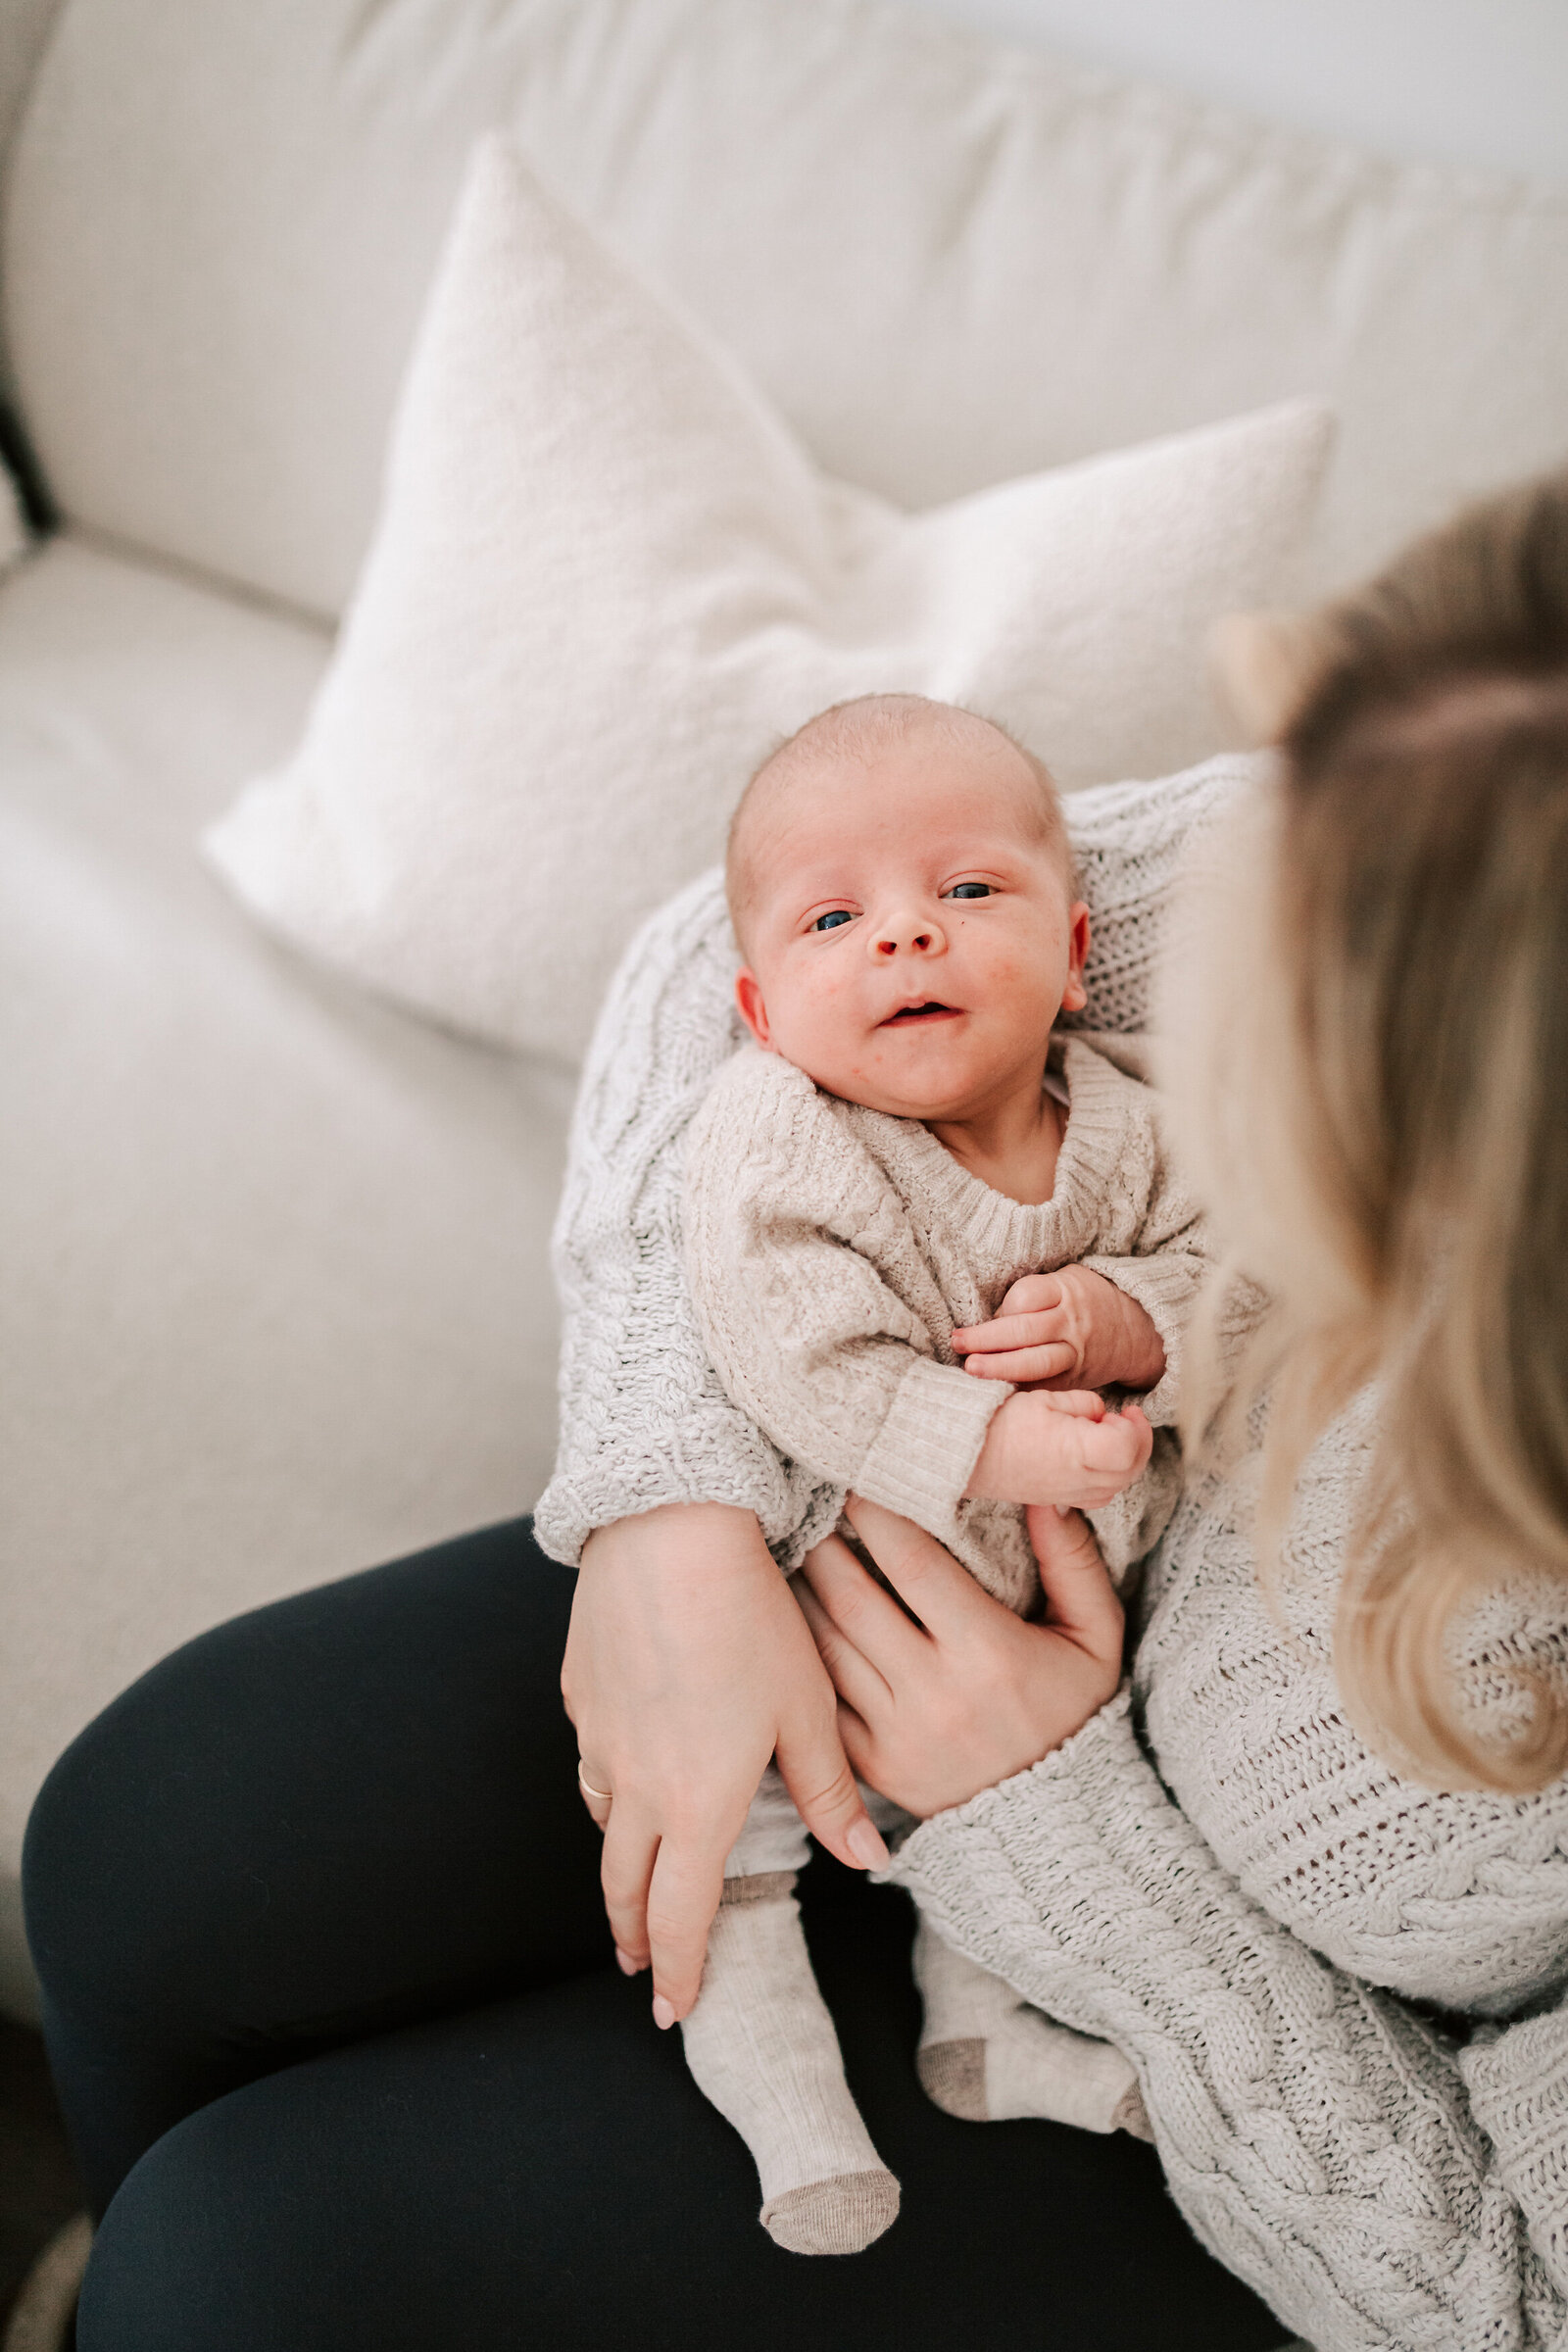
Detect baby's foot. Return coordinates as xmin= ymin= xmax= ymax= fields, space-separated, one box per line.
xmin=681 ymin=1874 xmax=901 ymax=2252
xmin=912 ymin=1917 xmax=1151 ymax=2138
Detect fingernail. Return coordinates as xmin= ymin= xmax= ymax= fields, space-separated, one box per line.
xmin=1054 ymin=1503 xmax=1070 ymax=1517
xmin=614 ymin=1947 xmax=640 ymax=1977
xmin=652 ymin=1994 xmax=677 ymax=2031
xmin=847 ymin=1819 xmax=891 ymax=1869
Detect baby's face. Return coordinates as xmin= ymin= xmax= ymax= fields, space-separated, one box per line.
xmin=733 ymin=733 xmax=1088 ymax=1121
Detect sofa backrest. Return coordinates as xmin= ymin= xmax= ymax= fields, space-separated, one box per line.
xmin=5 ymin=0 xmax=1566 ymax=621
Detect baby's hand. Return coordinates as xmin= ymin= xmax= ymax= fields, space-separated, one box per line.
xmin=954 ymin=1267 xmax=1165 ymax=1395
xmin=965 ymin=1390 xmax=1154 ymax=1511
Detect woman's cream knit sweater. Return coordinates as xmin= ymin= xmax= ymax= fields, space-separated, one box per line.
xmin=536 ymin=758 xmax=1568 ymax=2352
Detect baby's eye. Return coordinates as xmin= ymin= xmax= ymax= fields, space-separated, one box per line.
xmin=811 ymin=909 xmax=854 ymax=932
xmin=945 ymin=882 xmax=993 ymax=901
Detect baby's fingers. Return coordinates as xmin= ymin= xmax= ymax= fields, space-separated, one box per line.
xmin=996 ymin=1273 xmax=1066 ymax=1319
xmin=1038 ymin=1389 xmax=1106 ymax=1419
xmin=1080 ymin=1406 xmax=1153 ymax=1475
xmin=1080 ymin=1413 xmax=1142 ymax=1465
xmin=953 ymin=1305 xmax=1065 ymax=1355
xmin=962 ymin=1341 xmax=1077 ymax=1385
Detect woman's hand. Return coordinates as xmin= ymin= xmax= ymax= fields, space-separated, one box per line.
xmin=564 ymin=1502 xmax=890 ymax=2025
xmin=795 ymin=1496 xmax=1124 ymax=1818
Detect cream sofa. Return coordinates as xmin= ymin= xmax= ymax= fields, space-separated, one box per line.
xmin=2 ymin=0 xmax=1565 ymax=2023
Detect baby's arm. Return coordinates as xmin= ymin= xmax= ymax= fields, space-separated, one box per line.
xmin=685 ymin=1054 xmax=1154 ymax=1540
xmin=959 ymin=1076 xmax=1232 ymax=1430
xmin=685 ymin=1054 xmax=1006 ymax=1541
xmin=956 ymin=1085 xmax=1213 ymax=1564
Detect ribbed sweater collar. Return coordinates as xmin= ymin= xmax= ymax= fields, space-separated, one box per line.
xmin=853 ymin=1040 xmax=1134 ymax=1279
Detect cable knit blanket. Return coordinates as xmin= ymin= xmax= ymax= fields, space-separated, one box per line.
xmin=536 ymin=752 xmax=1568 ymax=2351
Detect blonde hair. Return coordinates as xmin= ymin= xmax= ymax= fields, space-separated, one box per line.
xmin=1178 ymin=472 xmax=1568 ymax=1793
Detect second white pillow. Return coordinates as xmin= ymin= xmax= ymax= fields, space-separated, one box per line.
xmin=205 ymin=138 xmax=1331 ymax=1063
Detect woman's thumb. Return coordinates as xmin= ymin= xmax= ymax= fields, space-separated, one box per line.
xmin=1026 ymin=1505 xmax=1123 ymax=1656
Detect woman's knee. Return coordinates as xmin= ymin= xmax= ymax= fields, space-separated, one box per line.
xmin=76 ymin=2094 xmax=356 ymax=2352
xmin=24 ymin=1524 xmax=584 ymax=2033
xmin=22 ymin=1626 xmax=244 ymax=2032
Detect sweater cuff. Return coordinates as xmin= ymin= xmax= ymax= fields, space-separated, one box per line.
xmin=1080 ymin=1253 xmax=1200 ymax=1426
xmin=1460 ymin=2011 xmax=1568 ymax=2298
xmin=894 ymin=1686 xmax=1137 ymax=1860
xmin=880 ymin=1690 xmax=1140 ymax=2042
xmin=854 ymin=1353 xmax=1011 ymax=1523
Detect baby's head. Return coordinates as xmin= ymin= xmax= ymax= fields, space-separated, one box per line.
xmin=726 ymin=695 xmax=1089 ymax=1121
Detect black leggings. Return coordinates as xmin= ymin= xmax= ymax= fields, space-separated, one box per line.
xmin=24 ymin=1521 xmax=1286 ymax=2351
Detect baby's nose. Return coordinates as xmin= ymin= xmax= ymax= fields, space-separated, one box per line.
xmin=873 ymin=910 xmax=943 ymax=956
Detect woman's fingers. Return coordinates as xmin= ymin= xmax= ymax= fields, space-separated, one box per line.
xmin=565 ymin=1501 xmax=890 ymax=2025
xmin=832 ymin=1698 xmax=877 ymax=1788
xmin=792 ymin=1569 xmax=893 ymax=1723
xmin=1025 ymin=1503 xmax=1125 ymax=1664
xmin=799 ymin=1527 xmax=928 ymax=1650
xmin=642 ymin=1835 xmax=728 ymax=2029
xmin=576 ymin=1757 xmax=613 ymax=1831
xmin=772 ymin=1689 xmax=890 ymax=1872
xmin=839 ymin=1495 xmax=991 ymax=1639
xmin=599 ymin=1803 xmax=662 ymax=1975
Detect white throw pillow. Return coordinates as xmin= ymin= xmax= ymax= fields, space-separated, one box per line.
xmin=205 ymin=138 xmax=1331 ymax=1063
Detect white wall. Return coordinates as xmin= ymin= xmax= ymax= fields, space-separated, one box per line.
xmin=905 ymin=0 xmax=1568 ymax=182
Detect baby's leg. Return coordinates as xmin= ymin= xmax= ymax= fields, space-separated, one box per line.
xmin=912 ymin=1914 xmax=1151 ymax=2139
xmin=679 ymin=1766 xmax=900 ymax=2253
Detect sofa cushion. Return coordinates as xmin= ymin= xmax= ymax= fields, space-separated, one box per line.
xmin=0 ymin=463 xmax=25 ymax=571
xmin=6 ymin=0 xmax=1565 ymax=620
xmin=203 ymin=140 xmax=1330 ymax=1063
xmin=0 ymin=536 xmax=570 ymax=2017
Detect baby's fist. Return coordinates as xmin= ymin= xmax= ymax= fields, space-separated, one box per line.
xmin=967 ymin=1392 xmax=1154 ymax=1510
xmin=954 ymin=1266 xmax=1165 ymax=1394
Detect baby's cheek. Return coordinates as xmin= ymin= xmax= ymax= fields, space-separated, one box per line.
xmin=770 ymin=977 xmax=868 ymax=1092
xmin=983 ymin=947 xmax=1053 ymax=1030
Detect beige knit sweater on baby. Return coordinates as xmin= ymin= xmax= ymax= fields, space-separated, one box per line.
xmin=683 ymin=1034 xmax=1206 ymax=1592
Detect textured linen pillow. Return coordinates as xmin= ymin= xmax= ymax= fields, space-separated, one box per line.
xmin=205 ymin=137 xmax=1332 ymax=1063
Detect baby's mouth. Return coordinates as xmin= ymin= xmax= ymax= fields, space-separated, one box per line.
xmin=881 ymin=1002 xmax=961 ymax=1025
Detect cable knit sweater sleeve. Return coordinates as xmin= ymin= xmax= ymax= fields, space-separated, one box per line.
xmin=532 ymin=869 xmax=819 ymax=1565
xmin=682 ymin=1048 xmax=1009 ymax=1536
xmin=891 ymin=1697 xmax=1567 ymax=2351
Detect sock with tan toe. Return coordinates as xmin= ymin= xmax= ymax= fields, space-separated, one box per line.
xmin=680 ymin=1875 xmax=901 ymax=2254
xmin=912 ymin=1915 xmax=1151 ymax=2137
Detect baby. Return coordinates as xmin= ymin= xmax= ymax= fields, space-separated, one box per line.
xmin=679 ymin=694 xmax=1210 ymax=2255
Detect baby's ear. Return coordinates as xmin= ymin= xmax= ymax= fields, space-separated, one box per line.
xmin=1060 ymin=901 xmax=1091 ymax=1014
xmin=1209 ymin=612 xmax=1325 ymax=743
xmin=734 ymin=968 xmax=773 ymax=1049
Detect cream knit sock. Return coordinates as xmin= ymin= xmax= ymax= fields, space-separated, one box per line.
xmin=912 ymin=1915 xmax=1151 ymax=2138
xmin=681 ymin=1875 xmax=901 ymax=2254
